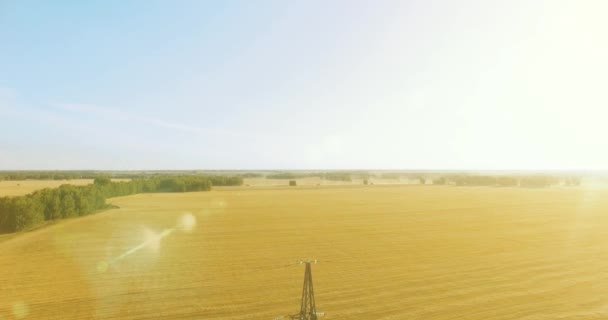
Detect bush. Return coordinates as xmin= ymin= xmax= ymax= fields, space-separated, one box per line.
xmin=289 ymin=180 xmax=297 ymax=186
xmin=94 ymin=177 xmax=112 ymax=185
xmin=433 ymin=177 xmax=446 ymax=185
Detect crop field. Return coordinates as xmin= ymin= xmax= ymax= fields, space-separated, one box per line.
xmin=242 ymin=177 xmax=418 ymax=187
xmin=0 ymin=180 xmax=96 ymax=197
xmin=2 ymin=185 xmax=608 ymax=319
xmin=0 ymin=179 xmax=131 ymax=197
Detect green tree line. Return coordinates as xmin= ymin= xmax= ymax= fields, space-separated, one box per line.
xmin=0 ymin=171 xmax=102 ymax=181
xmin=264 ymin=171 xmax=369 ymax=181
xmin=432 ymin=175 xmax=574 ymax=187
xmin=321 ymin=172 xmax=352 ymax=182
xmin=0 ymin=176 xmax=242 ymax=233
xmin=0 ymin=171 xmax=252 ymax=181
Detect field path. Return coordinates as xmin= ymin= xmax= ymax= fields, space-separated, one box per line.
xmin=2 ymin=186 xmax=608 ymax=319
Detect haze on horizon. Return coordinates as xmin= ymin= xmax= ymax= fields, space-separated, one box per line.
xmin=1 ymin=1 xmax=607 ymax=171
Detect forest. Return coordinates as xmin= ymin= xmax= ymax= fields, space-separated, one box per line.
xmin=0 ymin=175 xmax=242 ymax=233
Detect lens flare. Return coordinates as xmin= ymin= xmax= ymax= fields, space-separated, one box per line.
xmin=178 ymin=212 xmax=196 ymax=233
xmin=143 ymin=228 xmax=162 ymax=252
xmin=99 ymin=227 xmax=175 ymax=273
xmin=12 ymin=301 xmax=29 ymax=319
xmin=97 ymin=212 xmax=198 ymax=273
xmin=96 ymin=261 xmax=109 ymax=273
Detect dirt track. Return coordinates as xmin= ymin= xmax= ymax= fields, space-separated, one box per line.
xmin=2 ymin=185 xmax=608 ymax=319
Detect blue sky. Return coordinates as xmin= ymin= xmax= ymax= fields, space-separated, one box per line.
xmin=1 ymin=1 xmax=607 ymax=170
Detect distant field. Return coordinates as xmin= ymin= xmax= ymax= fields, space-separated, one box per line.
xmin=2 ymin=185 xmax=608 ymax=319
xmin=0 ymin=179 xmax=130 ymax=197
xmin=243 ymin=177 xmax=419 ymax=186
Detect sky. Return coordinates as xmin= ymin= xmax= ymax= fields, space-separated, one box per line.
xmin=1 ymin=0 xmax=607 ymax=170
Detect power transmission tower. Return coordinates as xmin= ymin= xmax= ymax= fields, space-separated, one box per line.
xmin=274 ymin=259 xmax=324 ymax=320
xmin=298 ymin=260 xmax=317 ymax=320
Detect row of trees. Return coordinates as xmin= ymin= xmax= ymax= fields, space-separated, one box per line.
xmin=0 ymin=171 xmax=103 ymax=181
xmin=207 ymin=175 xmax=244 ymax=186
xmin=265 ymin=171 xmax=370 ymax=180
xmin=0 ymin=171 xmax=252 ymax=182
xmin=0 ymin=175 xmax=242 ymax=233
xmin=266 ymin=172 xmax=306 ymax=179
xmin=432 ymin=175 xmax=577 ymax=187
xmin=321 ymin=172 xmax=352 ymax=182
xmin=262 ymin=171 xmax=580 ymax=188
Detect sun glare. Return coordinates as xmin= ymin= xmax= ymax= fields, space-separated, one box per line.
xmin=178 ymin=212 xmax=197 ymax=233
xmin=143 ymin=228 xmax=163 ymax=252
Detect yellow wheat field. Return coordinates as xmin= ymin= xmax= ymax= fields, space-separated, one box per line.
xmin=0 ymin=179 xmax=131 ymax=197
xmin=2 ymin=185 xmax=608 ymax=319
xmin=0 ymin=180 xmax=96 ymax=197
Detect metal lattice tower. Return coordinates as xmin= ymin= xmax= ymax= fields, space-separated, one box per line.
xmin=274 ymin=259 xmax=324 ymax=320
xmin=298 ymin=260 xmax=317 ymax=320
